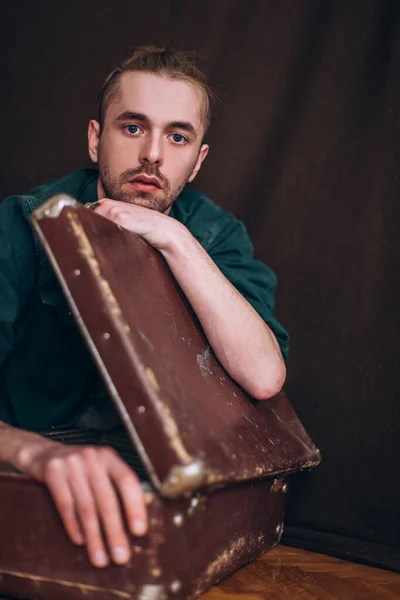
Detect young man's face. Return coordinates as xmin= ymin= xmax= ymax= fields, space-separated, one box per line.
xmin=88 ymin=71 xmax=209 ymax=213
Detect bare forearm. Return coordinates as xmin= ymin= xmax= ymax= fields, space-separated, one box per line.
xmin=93 ymin=200 xmax=286 ymax=399
xmin=162 ymin=231 xmax=286 ymax=399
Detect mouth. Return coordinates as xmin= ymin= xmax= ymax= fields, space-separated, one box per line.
xmin=129 ymin=175 xmax=162 ymax=192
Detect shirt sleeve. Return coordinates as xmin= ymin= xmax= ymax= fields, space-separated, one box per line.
xmin=207 ymin=216 xmax=289 ymax=360
xmin=0 ymin=196 xmax=38 ymax=367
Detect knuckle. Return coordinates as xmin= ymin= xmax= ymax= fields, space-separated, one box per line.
xmin=119 ymin=472 xmax=137 ymax=489
xmin=99 ymin=445 xmax=118 ymax=460
xmin=80 ymin=446 xmax=97 ymax=462
xmin=101 ymin=498 xmax=117 ymax=517
xmin=79 ymin=501 xmax=94 ymax=521
xmin=43 ymin=457 xmax=63 ymax=481
xmin=57 ymin=496 xmax=73 ymax=513
xmin=65 ymin=451 xmax=80 ymax=466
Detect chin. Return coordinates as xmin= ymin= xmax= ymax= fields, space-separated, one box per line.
xmin=120 ymin=194 xmax=167 ymax=212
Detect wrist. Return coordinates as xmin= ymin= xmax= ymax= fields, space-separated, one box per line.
xmin=161 ymin=221 xmax=196 ymax=260
xmin=10 ymin=431 xmax=59 ymax=475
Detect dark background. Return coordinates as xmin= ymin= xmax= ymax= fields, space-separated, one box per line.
xmin=1 ymin=0 xmax=399 ymax=570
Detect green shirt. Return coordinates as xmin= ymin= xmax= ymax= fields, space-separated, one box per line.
xmin=0 ymin=169 xmax=289 ymax=432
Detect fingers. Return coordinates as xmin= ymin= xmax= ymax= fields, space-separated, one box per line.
xmin=86 ymin=448 xmax=132 ymax=565
xmin=42 ymin=445 xmax=148 ymax=568
xmin=94 ymin=202 xmax=129 ymax=230
xmin=104 ymin=449 xmax=148 ymax=537
xmin=43 ymin=446 xmax=147 ymax=567
xmin=67 ymin=452 xmax=110 ymax=568
xmin=44 ymin=458 xmax=84 ymax=546
xmin=93 ymin=201 xmax=111 ymax=218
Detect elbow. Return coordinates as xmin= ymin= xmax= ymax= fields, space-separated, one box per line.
xmin=249 ymin=363 xmax=286 ymax=401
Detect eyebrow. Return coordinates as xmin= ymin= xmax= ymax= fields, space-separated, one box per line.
xmin=115 ymin=111 xmax=148 ymax=123
xmin=115 ymin=111 xmax=198 ymax=138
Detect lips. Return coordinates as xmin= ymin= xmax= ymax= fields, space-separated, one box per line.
xmin=130 ymin=175 xmax=161 ymax=188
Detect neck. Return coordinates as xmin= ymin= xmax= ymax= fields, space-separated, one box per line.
xmin=97 ymin=178 xmax=106 ymax=201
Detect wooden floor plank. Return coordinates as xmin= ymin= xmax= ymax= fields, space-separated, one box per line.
xmin=203 ymin=545 xmax=400 ymax=600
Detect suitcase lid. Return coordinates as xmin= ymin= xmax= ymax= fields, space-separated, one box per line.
xmin=32 ymin=195 xmax=320 ymax=498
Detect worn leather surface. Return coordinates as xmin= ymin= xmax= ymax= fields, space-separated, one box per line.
xmin=0 ymin=470 xmax=287 ymax=599
xmin=31 ymin=198 xmax=320 ymax=497
xmin=0 ymin=196 xmax=319 ymax=599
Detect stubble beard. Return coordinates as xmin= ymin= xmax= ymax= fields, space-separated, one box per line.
xmin=98 ymin=153 xmax=197 ymax=214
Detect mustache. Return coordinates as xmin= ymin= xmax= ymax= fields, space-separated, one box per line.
xmin=120 ymin=165 xmax=169 ymax=188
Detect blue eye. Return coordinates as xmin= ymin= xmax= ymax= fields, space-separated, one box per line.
xmin=126 ymin=124 xmax=140 ymax=135
xmin=171 ymin=133 xmax=186 ymax=144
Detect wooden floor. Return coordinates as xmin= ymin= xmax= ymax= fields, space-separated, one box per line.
xmin=204 ymin=546 xmax=400 ymax=600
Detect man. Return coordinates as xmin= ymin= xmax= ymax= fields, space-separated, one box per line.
xmin=0 ymin=47 xmax=288 ymax=569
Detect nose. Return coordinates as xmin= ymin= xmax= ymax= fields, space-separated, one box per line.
xmin=139 ymin=131 xmax=164 ymax=166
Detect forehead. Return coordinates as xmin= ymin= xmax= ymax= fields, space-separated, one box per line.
xmin=108 ymin=71 xmax=204 ymax=132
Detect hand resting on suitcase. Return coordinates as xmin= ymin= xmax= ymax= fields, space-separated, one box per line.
xmin=0 ymin=420 xmax=147 ymax=568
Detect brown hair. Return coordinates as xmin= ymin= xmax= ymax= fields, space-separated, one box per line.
xmin=97 ymin=46 xmax=215 ymax=133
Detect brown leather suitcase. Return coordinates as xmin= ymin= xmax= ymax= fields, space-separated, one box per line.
xmin=0 ymin=195 xmax=320 ymax=600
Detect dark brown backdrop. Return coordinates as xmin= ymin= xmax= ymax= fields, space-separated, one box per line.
xmin=1 ymin=0 xmax=399 ymax=570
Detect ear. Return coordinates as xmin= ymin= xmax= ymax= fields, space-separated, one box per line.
xmin=188 ymin=144 xmax=209 ymax=183
xmin=88 ymin=120 xmax=101 ymax=163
